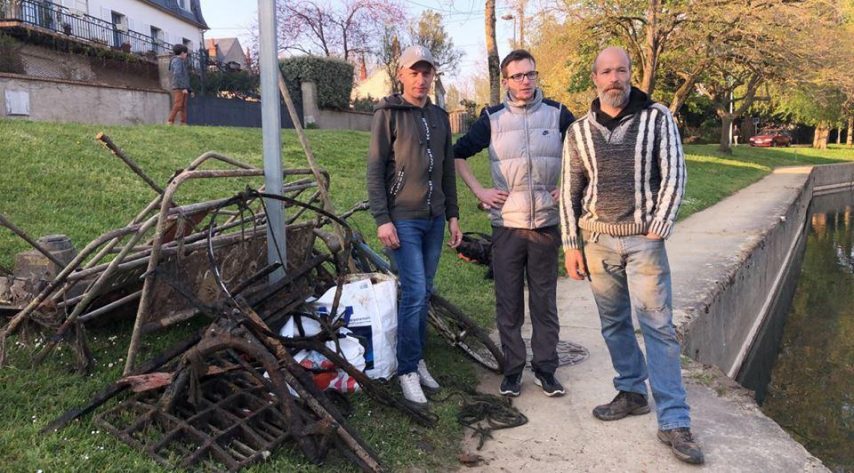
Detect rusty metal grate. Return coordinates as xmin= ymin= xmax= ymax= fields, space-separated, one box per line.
xmin=96 ymin=368 xmax=292 ymax=472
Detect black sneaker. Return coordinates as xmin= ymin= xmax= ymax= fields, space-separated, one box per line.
xmin=657 ymin=428 xmax=705 ymax=465
xmin=499 ymin=373 xmax=522 ymax=397
xmin=592 ymin=390 xmax=651 ymax=421
xmin=533 ymin=371 xmax=566 ymax=397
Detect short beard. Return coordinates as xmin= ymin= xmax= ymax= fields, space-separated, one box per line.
xmin=598 ymin=87 xmax=630 ymax=109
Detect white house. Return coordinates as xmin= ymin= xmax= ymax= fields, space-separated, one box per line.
xmin=41 ymin=0 xmax=208 ymax=53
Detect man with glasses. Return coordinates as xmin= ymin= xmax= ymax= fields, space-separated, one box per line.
xmin=454 ymin=49 xmax=574 ymax=397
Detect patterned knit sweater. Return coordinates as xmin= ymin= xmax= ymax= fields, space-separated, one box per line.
xmin=559 ymin=92 xmax=686 ymax=250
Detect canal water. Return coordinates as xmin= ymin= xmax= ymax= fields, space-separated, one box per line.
xmin=758 ymin=191 xmax=854 ymax=472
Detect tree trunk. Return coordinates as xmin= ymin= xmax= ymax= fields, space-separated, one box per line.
xmin=640 ymin=0 xmax=659 ymax=96
xmin=485 ymin=0 xmax=500 ymax=105
xmin=518 ymin=0 xmax=526 ymax=48
xmin=837 ymin=127 xmax=843 ymax=145
xmin=813 ymin=122 xmax=829 ymax=149
xmin=719 ymin=114 xmax=733 ymax=154
xmin=847 ymin=116 xmax=853 ymax=147
xmin=669 ymin=75 xmax=696 ymax=115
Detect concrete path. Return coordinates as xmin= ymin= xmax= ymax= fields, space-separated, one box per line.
xmin=459 ymin=171 xmax=828 ymax=472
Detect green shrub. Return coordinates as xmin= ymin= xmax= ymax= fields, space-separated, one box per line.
xmin=352 ymin=94 xmax=377 ymax=112
xmin=280 ymin=56 xmax=354 ymax=110
xmin=191 ymin=69 xmax=260 ymax=99
xmin=0 ymin=34 xmax=25 ymax=74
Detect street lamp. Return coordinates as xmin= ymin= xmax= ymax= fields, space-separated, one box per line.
xmin=501 ymin=13 xmax=516 ymax=48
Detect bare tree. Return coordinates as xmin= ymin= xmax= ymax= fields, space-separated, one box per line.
xmin=408 ymin=10 xmax=464 ymax=74
xmin=379 ymin=27 xmax=403 ymax=94
xmin=485 ymin=0 xmax=500 ymax=105
xmin=276 ymin=0 xmax=405 ymax=62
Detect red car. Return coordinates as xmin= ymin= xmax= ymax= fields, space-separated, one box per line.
xmin=749 ymin=129 xmax=792 ymax=147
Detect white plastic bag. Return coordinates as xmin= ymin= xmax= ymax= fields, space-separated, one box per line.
xmin=314 ymin=273 xmax=398 ymax=380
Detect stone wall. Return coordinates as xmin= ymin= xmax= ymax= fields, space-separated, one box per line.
xmin=672 ymin=163 xmax=854 ymax=379
xmin=18 ymin=43 xmax=161 ymax=90
xmin=301 ymin=80 xmax=373 ymax=131
xmin=1 ymin=73 xmax=169 ymax=125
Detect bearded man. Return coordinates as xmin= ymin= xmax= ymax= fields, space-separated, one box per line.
xmin=559 ymin=46 xmax=703 ymax=465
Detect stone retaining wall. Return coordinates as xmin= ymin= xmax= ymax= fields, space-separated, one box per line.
xmin=672 ymin=163 xmax=854 ymax=379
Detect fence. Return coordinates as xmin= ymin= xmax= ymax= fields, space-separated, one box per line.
xmin=187 ymin=95 xmax=301 ymax=129
xmin=449 ymin=110 xmax=471 ymax=134
xmin=1 ymin=0 xmax=204 ymax=69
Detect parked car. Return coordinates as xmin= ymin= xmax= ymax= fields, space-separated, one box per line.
xmin=749 ymin=129 xmax=792 ymax=147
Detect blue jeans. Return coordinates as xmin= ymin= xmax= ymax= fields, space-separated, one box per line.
xmin=393 ymin=216 xmax=445 ymax=375
xmin=584 ymin=232 xmax=691 ymax=430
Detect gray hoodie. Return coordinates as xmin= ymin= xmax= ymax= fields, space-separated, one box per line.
xmin=169 ymin=56 xmax=190 ymax=90
xmin=366 ymin=94 xmax=459 ymax=226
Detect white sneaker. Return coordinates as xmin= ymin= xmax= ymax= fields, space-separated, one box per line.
xmin=417 ymin=359 xmax=441 ymax=393
xmin=399 ymin=372 xmax=428 ymax=407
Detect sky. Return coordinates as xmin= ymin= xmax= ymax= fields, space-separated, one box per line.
xmin=201 ymin=0 xmax=522 ymax=88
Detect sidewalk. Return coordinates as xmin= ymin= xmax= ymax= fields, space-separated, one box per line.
xmin=460 ymin=172 xmax=828 ymax=472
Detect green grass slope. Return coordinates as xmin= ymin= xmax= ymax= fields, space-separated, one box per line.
xmin=0 ymin=118 xmax=851 ymax=472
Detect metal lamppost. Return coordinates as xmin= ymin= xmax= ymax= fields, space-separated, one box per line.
xmin=258 ymin=0 xmax=286 ymax=283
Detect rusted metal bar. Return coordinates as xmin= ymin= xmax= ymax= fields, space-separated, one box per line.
xmin=0 ymin=224 xmax=142 ymax=365
xmin=233 ymin=302 xmax=385 ymax=472
xmin=40 ymin=332 xmax=202 ymax=433
xmin=35 ymin=216 xmax=159 ymax=364
xmin=78 ymin=290 xmax=142 ymax=322
xmin=0 ymin=213 xmax=65 ymax=267
xmin=41 ymin=257 xmax=273 ymax=433
xmin=96 ymin=133 xmax=164 ymax=195
xmin=275 ymin=75 xmax=356 ymax=272
xmin=124 ymin=168 xmax=272 ymax=375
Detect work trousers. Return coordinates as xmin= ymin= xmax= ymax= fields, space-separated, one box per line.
xmin=492 ymin=225 xmax=560 ymax=376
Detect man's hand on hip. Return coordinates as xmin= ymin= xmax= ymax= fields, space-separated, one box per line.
xmin=447 ymin=217 xmax=462 ymax=248
xmin=550 ymin=188 xmax=560 ymax=203
xmin=564 ymin=249 xmax=588 ymax=281
xmin=475 ymin=188 xmax=508 ymax=209
xmin=377 ymin=222 xmax=399 ymax=249
xmin=646 ymin=232 xmax=663 ymax=240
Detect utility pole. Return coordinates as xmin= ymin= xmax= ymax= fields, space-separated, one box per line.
xmin=258 ymin=0 xmax=286 ymax=283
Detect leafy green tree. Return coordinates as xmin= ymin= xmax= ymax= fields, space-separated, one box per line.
xmin=530 ymin=0 xmax=844 ymax=152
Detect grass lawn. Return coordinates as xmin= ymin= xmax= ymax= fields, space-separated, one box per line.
xmin=0 ymin=118 xmax=852 ymax=472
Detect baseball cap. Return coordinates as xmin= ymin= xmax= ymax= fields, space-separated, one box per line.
xmin=398 ymin=45 xmax=436 ymax=70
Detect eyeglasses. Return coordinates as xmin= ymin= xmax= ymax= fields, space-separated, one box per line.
xmin=506 ymin=71 xmax=539 ymax=82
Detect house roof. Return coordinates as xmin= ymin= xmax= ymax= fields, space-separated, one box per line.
xmin=206 ymin=37 xmax=245 ymax=64
xmin=140 ymin=0 xmax=208 ymax=29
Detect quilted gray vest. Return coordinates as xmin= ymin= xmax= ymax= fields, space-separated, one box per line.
xmin=486 ymin=89 xmax=564 ymax=229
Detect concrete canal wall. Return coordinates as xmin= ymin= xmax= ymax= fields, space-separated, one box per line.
xmin=671 ymin=163 xmax=854 ymax=380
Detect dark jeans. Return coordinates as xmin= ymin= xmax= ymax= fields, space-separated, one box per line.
xmin=492 ymin=225 xmax=560 ymax=376
xmin=393 ymin=216 xmax=445 ymax=375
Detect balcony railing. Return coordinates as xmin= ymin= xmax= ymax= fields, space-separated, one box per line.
xmin=1 ymin=0 xmax=172 ymax=56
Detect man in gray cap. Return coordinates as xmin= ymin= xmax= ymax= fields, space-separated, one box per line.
xmin=366 ymin=45 xmax=462 ymax=409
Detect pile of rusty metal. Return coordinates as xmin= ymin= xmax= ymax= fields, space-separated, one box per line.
xmin=0 ymin=135 xmax=436 ymax=472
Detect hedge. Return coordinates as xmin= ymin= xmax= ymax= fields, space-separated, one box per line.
xmin=191 ymin=70 xmax=260 ymax=100
xmin=280 ymin=56 xmax=354 ymax=111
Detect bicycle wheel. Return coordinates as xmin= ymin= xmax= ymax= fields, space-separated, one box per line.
xmin=428 ymin=293 xmax=504 ymax=374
